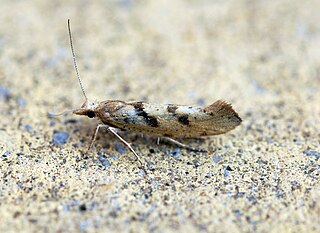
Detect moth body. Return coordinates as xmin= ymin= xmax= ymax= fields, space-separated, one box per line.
xmin=65 ymin=19 xmax=242 ymax=169
xmin=73 ymin=99 xmax=241 ymax=138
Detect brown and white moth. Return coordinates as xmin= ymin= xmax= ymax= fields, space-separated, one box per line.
xmin=66 ymin=20 xmax=242 ymax=167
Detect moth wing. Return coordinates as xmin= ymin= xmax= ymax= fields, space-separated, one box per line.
xmin=101 ymin=100 xmax=241 ymax=137
xmin=194 ymin=100 xmax=242 ymax=135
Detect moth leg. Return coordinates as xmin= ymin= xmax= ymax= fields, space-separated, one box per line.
xmin=87 ymin=125 xmax=146 ymax=172
xmin=163 ymin=137 xmax=207 ymax=153
xmin=87 ymin=124 xmax=108 ymax=152
xmin=108 ymin=127 xmax=145 ymax=167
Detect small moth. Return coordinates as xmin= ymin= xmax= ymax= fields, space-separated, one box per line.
xmin=65 ymin=20 xmax=242 ymax=167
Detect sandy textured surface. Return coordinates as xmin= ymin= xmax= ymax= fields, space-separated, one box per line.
xmin=0 ymin=0 xmax=319 ymax=232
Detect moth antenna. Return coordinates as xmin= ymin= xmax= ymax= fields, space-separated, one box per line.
xmin=67 ymin=19 xmax=88 ymax=103
xmin=47 ymin=109 xmax=74 ymax=118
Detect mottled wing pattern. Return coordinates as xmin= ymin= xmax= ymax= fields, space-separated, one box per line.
xmin=101 ymin=100 xmax=241 ymax=137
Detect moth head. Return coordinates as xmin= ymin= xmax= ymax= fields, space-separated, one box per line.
xmin=73 ymin=100 xmax=99 ymax=118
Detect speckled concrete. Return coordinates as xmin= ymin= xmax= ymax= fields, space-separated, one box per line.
xmin=0 ymin=1 xmax=319 ymax=232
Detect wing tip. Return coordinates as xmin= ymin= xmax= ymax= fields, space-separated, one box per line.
xmin=204 ymin=100 xmax=242 ymax=124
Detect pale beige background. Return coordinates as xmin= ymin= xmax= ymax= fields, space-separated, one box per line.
xmin=0 ymin=0 xmax=319 ymax=232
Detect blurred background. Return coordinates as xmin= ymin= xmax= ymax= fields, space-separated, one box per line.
xmin=0 ymin=0 xmax=319 ymax=232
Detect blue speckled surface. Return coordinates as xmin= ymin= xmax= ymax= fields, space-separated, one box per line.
xmin=0 ymin=1 xmax=319 ymax=232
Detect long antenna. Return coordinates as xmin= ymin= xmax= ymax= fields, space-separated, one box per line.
xmin=67 ymin=19 xmax=88 ymax=103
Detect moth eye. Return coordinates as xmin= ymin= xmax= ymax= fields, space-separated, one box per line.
xmin=87 ymin=111 xmax=95 ymax=118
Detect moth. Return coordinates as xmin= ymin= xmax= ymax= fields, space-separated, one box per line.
xmin=64 ymin=20 xmax=242 ymax=167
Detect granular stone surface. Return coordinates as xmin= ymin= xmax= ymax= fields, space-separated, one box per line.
xmin=0 ymin=1 xmax=319 ymax=232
